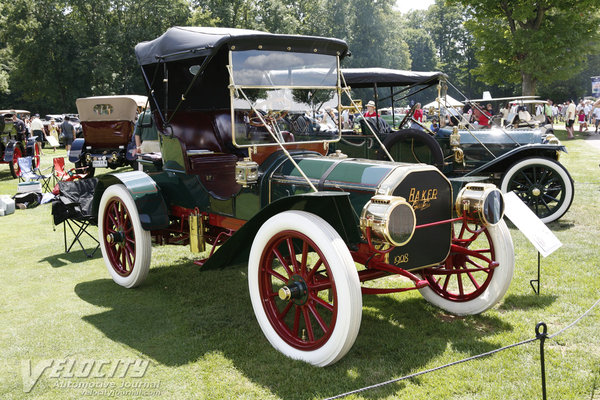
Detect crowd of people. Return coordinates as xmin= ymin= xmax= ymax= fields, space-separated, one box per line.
xmin=394 ymin=97 xmax=600 ymax=137
xmin=8 ymin=112 xmax=78 ymax=155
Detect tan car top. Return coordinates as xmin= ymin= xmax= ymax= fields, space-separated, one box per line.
xmin=76 ymin=95 xmax=148 ymax=122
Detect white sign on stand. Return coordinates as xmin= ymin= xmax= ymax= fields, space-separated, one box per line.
xmin=46 ymin=135 xmax=60 ymax=148
xmin=503 ymin=191 xmax=562 ymax=257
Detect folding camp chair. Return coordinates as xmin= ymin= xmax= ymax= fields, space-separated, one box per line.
xmin=17 ymin=156 xmax=53 ymax=192
xmin=51 ymin=178 xmax=99 ymax=258
xmin=51 ymin=157 xmax=87 ymax=189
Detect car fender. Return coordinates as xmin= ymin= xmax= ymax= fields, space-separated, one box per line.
xmin=464 ymin=144 xmax=568 ymax=178
xmin=3 ymin=140 xmax=26 ymax=162
xmin=69 ymin=138 xmax=86 ymax=163
xmin=3 ymin=140 xmax=17 ymax=162
xmin=125 ymin=140 xmax=137 ymax=161
xmin=201 ymin=191 xmax=362 ymax=270
xmin=92 ymin=170 xmax=170 ymax=230
xmin=25 ymin=138 xmax=37 ymax=155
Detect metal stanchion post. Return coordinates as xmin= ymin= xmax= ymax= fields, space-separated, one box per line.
xmin=530 ymin=251 xmax=541 ymax=295
xmin=536 ymin=322 xmax=548 ymax=400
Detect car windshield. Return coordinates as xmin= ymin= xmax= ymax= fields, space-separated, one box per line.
xmin=229 ymin=50 xmax=341 ymax=147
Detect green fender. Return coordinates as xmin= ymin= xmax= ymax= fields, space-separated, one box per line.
xmin=201 ymin=191 xmax=362 ymax=270
xmin=92 ymin=171 xmax=170 ymax=230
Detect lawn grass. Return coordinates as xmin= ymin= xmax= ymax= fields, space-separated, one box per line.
xmin=1 ymin=132 xmax=599 ymax=400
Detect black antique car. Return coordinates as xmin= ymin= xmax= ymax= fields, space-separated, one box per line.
xmin=92 ymin=27 xmax=515 ymax=366
xmin=335 ymin=68 xmax=574 ymax=224
xmin=0 ymin=110 xmax=40 ymax=178
xmin=69 ymin=95 xmax=147 ymax=176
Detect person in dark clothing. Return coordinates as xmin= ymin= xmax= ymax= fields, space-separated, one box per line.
xmin=11 ymin=113 xmax=27 ymax=141
xmin=60 ymin=115 xmax=75 ymax=154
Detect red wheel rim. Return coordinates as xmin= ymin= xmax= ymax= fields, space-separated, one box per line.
xmin=421 ymin=220 xmax=496 ymax=302
xmin=12 ymin=146 xmax=22 ymax=176
xmin=258 ymin=231 xmax=338 ymax=350
xmin=33 ymin=142 xmax=41 ymax=168
xmin=103 ymin=197 xmax=136 ymax=277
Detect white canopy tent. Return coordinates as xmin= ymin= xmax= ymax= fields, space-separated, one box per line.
xmin=423 ymin=95 xmax=464 ymax=109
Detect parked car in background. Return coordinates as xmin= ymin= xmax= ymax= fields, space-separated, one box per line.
xmin=0 ymin=110 xmax=40 ymax=178
xmin=92 ymin=27 xmax=515 ymax=366
xmin=335 ymin=68 xmax=573 ymax=223
xmin=69 ymin=95 xmax=147 ymax=176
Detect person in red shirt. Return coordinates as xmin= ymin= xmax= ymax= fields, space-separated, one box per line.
xmin=477 ymin=103 xmax=493 ymax=128
xmin=364 ymin=100 xmax=379 ymax=117
xmin=413 ymin=103 xmax=423 ymax=122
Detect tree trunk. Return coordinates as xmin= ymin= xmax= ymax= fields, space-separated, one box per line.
xmin=521 ymin=72 xmax=536 ymax=96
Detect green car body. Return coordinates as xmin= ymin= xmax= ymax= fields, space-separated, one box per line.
xmin=93 ymin=27 xmax=515 ymax=367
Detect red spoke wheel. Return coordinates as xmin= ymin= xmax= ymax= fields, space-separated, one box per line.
xmin=9 ymin=144 xmax=23 ymax=178
xmin=99 ymin=184 xmax=151 ymax=288
xmin=249 ymin=211 xmax=361 ymax=366
xmin=419 ymin=219 xmax=514 ymax=315
xmin=33 ymin=141 xmax=41 ymax=168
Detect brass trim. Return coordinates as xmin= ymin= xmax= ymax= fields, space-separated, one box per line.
xmin=360 ymin=195 xmax=416 ymax=247
xmin=455 ymin=183 xmax=504 ymax=226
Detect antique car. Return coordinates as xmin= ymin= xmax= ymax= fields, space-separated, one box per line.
xmin=335 ymin=68 xmax=574 ymax=224
xmin=92 ymin=27 xmax=515 ymax=366
xmin=69 ymin=95 xmax=147 ymax=176
xmin=0 ymin=110 xmax=40 ymax=178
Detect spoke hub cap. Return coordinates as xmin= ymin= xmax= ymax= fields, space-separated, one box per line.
xmin=278 ymin=274 xmax=308 ymax=305
xmin=531 ymin=186 xmax=542 ymax=197
xmin=106 ymin=230 xmax=126 ymax=244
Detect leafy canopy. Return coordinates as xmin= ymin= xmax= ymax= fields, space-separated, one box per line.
xmin=450 ymin=0 xmax=600 ymax=95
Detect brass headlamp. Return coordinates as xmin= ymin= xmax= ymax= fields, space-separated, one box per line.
xmin=455 ymin=183 xmax=504 ymax=226
xmin=360 ymin=195 xmax=416 ymax=247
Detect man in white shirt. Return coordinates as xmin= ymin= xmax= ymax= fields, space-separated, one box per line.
xmin=584 ymin=102 xmax=593 ymax=123
xmin=592 ymin=106 xmax=600 ymax=134
xmin=565 ymin=100 xmax=576 ymax=139
xmin=30 ymin=114 xmax=45 ymax=154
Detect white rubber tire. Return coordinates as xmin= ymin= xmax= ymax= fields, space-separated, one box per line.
xmin=248 ymin=211 xmax=362 ymax=367
xmin=500 ymin=157 xmax=573 ymax=224
xmin=98 ymin=184 xmax=151 ymax=288
xmin=418 ymin=220 xmax=514 ymax=315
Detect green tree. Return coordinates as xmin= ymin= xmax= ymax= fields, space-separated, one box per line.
xmin=539 ymin=53 xmax=600 ymax=102
xmin=190 ymin=0 xmax=258 ymax=29
xmin=1 ymin=0 xmax=190 ymax=113
xmin=424 ymin=0 xmax=482 ymax=96
xmin=1 ymin=0 xmax=85 ymax=111
xmin=451 ymin=0 xmax=600 ymax=96
xmin=0 ymin=3 xmax=12 ymax=95
xmin=345 ymin=0 xmax=410 ymax=70
xmin=401 ymin=27 xmax=438 ymax=72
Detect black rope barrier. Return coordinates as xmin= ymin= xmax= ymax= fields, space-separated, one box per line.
xmin=324 ymin=297 xmax=600 ymax=400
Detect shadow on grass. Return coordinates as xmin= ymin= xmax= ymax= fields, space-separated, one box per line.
xmin=0 ymin=168 xmax=17 ymax=181
xmin=545 ymin=219 xmax=576 ymax=231
xmin=505 ymin=218 xmax=576 ymax=232
xmin=498 ymin=293 xmax=558 ymax=311
xmin=75 ymin=262 xmax=514 ymax=399
xmin=40 ymin=248 xmax=102 ymax=267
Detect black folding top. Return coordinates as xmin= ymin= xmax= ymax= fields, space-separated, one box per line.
xmin=341 ymin=68 xmax=447 ymax=88
xmin=135 ymin=26 xmax=349 ymax=65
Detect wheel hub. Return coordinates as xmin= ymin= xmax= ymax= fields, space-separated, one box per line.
xmin=278 ymin=275 xmax=308 ymax=305
xmin=106 ymin=230 xmax=125 ymax=244
xmin=531 ymin=186 xmax=542 ymax=197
